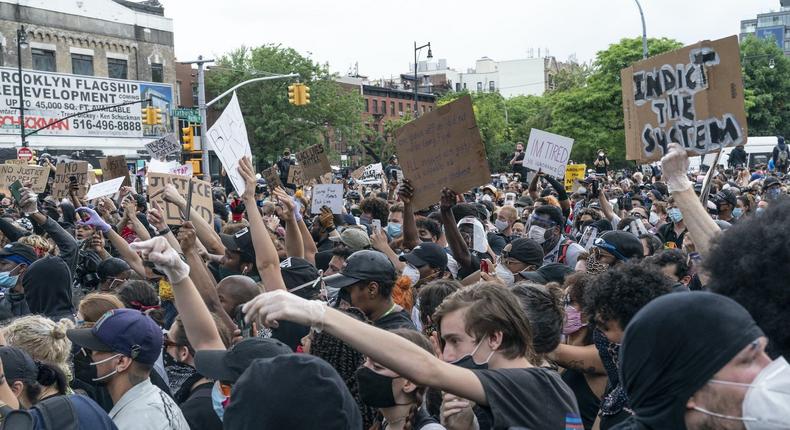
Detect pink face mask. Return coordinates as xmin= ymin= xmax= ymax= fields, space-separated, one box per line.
xmin=563 ymin=304 xmax=587 ymax=335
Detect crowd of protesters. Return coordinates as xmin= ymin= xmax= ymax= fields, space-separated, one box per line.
xmin=0 ymin=139 xmax=783 ymax=430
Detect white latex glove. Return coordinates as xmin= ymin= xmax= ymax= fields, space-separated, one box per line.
xmin=129 ymin=237 xmax=190 ymax=283
xmin=242 ymin=289 xmax=326 ymax=331
xmin=18 ymin=188 xmax=38 ymax=215
xmin=661 ymin=143 xmax=692 ymax=193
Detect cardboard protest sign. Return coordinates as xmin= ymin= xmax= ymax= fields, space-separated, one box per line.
xmin=148 ymin=172 xmax=213 ymax=225
xmin=287 ymin=164 xmax=305 ymax=187
xmin=564 ymin=164 xmax=587 ymax=190
xmin=144 ymin=134 xmax=180 ymax=161
xmin=350 ymin=165 xmax=365 ymax=180
xmin=84 ymin=176 xmax=125 ymax=201
xmin=621 ymin=35 xmax=747 ymax=163
xmin=522 ymin=129 xmax=574 ymax=179
xmin=205 ymin=92 xmax=252 ymax=195
xmin=99 ymin=155 xmax=131 ymax=186
xmin=394 ymin=95 xmax=491 ymax=210
xmin=0 ymin=164 xmax=50 ymax=193
xmin=295 ymin=144 xmax=331 ymax=181
xmin=358 ymin=163 xmax=384 ymax=185
xmin=4 ymin=159 xmax=28 ymax=165
xmin=261 ymin=166 xmax=281 ymax=189
xmin=311 ymin=184 xmax=343 ymax=214
xmin=52 ymin=161 xmax=89 ymax=199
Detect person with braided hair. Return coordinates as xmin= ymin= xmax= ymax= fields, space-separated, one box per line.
xmin=358 ymin=328 xmax=445 ymax=430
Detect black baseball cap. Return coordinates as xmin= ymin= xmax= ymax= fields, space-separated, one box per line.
xmin=506 ymin=238 xmax=544 ymax=267
xmin=221 ymin=227 xmax=255 ymax=262
xmin=195 ymin=337 xmax=292 ymax=383
xmin=324 ymin=250 xmax=397 ymax=289
xmin=714 ymin=189 xmax=737 ymax=207
xmin=764 ymin=176 xmax=781 ymax=189
xmin=519 ymin=263 xmax=575 ymax=285
xmin=400 ymin=243 xmax=448 ymax=270
xmin=67 ymin=308 xmax=163 ymax=365
xmin=0 ymin=243 xmax=38 ymax=265
xmin=0 ymin=346 xmax=37 ymax=383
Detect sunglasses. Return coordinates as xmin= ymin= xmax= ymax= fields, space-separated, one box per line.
xmin=593 ymin=237 xmax=629 ymax=262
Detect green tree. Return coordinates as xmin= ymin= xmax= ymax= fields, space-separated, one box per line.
xmin=206 ymin=45 xmax=365 ymax=165
xmin=740 ymin=35 xmax=790 ymax=137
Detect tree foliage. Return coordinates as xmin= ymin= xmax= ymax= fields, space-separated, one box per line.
xmin=740 ymin=35 xmax=790 ymax=137
xmin=205 ymin=45 xmax=365 ymax=165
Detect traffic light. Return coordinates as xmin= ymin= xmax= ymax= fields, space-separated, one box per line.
xmin=142 ymin=107 xmax=152 ymax=125
xmin=189 ymin=159 xmax=202 ymax=175
xmin=288 ymin=84 xmax=298 ymax=105
xmin=182 ymin=125 xmax=194 ymax=151
xmin=152 ymin=108 xmax=162 ymax=126
xmin=301 ymin=84 xmax=310 ymax=105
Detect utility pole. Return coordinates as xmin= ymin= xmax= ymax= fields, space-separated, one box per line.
xmin=633 ymin=0 xmax=648 ymax=59
xmin=180 ymin=56 xmax=214 ymax=181
xmin=16 ymin=26 xmax=28 ymax=147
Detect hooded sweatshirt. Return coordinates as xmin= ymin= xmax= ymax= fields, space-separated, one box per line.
xmin=22 ymin=256 xmax=74 ymax=321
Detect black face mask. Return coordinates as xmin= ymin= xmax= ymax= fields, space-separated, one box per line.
xmin=355 ymin=366 xmax=405 ymax=408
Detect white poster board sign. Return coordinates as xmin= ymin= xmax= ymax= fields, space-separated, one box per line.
xmin=205 ymin=92 xmax=252 ymax=194
xmin=144 ymin=134 xmax=180 ymax=160
xmin=84 ymin=176 xmax=125 ymax=201
xmin=358 ymin=163 xmax=384 ymax=185
xmin=148 ymin=159 xmax=180 ymax=174
xmin=522 ymin=128 xmax=574 ymax=178
xmin=170 ymin=164 xmax=194 ymax=177
xmin=311 ymin=184 xmax=344 ymax=214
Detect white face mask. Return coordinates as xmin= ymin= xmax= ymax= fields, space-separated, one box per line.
xmin=494 ymin=219 xmax=509 ymax=232
xmin=494 ymin=262 xmax=515 ymax=286
xmin=649 ymin=211 xmax=660 ymax=225
xmin=577 ymin=186 xmax=587 ymax=194
xmin=402 ymin=264 xmax=421 ymax=286
xmin=527 ymin=225 xmax=547 ymax=244
xmin=693 ymin=357 xmax=790 ymax=429
xmin=481 ymin=194 xmax=492 ymax=202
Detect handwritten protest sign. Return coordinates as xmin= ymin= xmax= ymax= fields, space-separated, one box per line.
xmin=52 ymin=161 xmax=88 ymax=199
xmin=4 ymin=159 xmax=28 ymax=165
xmin=144 ymin=134 xmax=181 ymax=160
xmin=311 ymin=184 xmax=343 ymax=214
xmin=394 ymin=95 xmax=491 ymax=210
xmin=621 ymin=35 xmax=747 ymax=163
xmin=261 ymin=166 xmax=281 ymax=189
xmin=0 ymin=164 xmax=50 ymax=193
xmin=564 ymin=164 xmax=587 ymax=191
xmin=169 ymin=164 xmax=193 ymax=177
xmin=522 ymin=129 xmax=574 ymax=179
xmin=358 ymin=163 xmax=384 ymax=185
xmin=100 ymin=155 xmax=130 ymax=187
xmin=84 ymin=176 xmax=125 ymax=201
xmin=148 ymin=172 xmax=213 ymax=225
xmin=287 ymin=164 xmax=305 ymax=187
xmin=205 ymin=92 xmax=252 ymax=194
xmin=295 ymin=144 xmax=331 ymax=181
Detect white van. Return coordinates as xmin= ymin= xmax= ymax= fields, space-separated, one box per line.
xmin=688 ymin=136 xmax=777 ymax=171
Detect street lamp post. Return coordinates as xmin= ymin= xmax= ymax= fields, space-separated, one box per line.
xmin=633 ymin=0 xmax=648 ymax=59
xmin=413 ymin=41 xmax=432 ymax=118
xmin=16 ymin=26 xmax=28 ymax=147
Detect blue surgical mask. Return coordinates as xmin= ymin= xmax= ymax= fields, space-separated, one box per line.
xmin=667 ymin=208 xmax=683 ymax=223
xmin=387 ymin=222 xmax=402 ymax=238
xmin=0 ymin=265 xmax=20 ymax=288
xmin=211 ymin=381 xmax=229 ymax=422
xmin=732 ymin=207 xmax=743 ymax=219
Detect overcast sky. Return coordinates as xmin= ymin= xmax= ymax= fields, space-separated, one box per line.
xmin=170 ymin=0 xmax=780 ymax=78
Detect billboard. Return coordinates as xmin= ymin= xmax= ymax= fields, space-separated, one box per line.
xmin=0 ymin=67 xmax=173 ymax=138
xmin=756 ymin=26 xmax=785 ymax=50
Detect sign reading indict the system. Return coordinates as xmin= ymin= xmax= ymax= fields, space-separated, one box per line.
xmin=0 ymin=66 xmax=173 ymax=138
xmin=621 ymin=35 xmax=747 ymax=163
xmin=522 ymin=128 xmax=574 ymax=179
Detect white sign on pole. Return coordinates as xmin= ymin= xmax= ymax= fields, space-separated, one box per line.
xmin=144 ymin=134 xmax=181 ymax=160
xmin=205 ymin=92 xmax=252 ymax=195
xmin=522 ymin=128 xmax=574 ymax=178
xmin=84 ymin=176 xmax=125 ymax=201
xmin=311 ymin=184 xmax=344 ymax=214
xmin=358 ymin=163 xmax=384 ymax=185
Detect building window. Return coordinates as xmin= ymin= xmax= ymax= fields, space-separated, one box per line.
xmin=398 ymin=102 xmax=403 ymax=113
xmin=455 ymin=83 xmax=461 ymax=92
xmin=32 ymin=49 xmax=56 ymax=72
xmin=71 ymin=54 xmax=94 ymax=76
xmin=373 ymin=99 xmax=378 ymax=113
xmin=381 ymin=100 xmax=386 ymax=114
xmin=107 ymin=58 xmax=128 ymax=79
xmin=489 ymin=81 xmax=495 ymax=92
xmin=476 ymin=82 xmax=482 ymax=92
xmin=151 ymin=63 xmax=164 ymax=82
xmin=364 ymin=99 xmax=369 ymax=112
xmin=390 ymin=101 xmax=395 ymax=114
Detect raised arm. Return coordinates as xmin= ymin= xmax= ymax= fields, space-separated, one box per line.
xmin=121 ymin=198 xmax=151 ymax=241
xmin=243 ymin=290 xmax=487 ymax=404
xmin=146 ymin=201 xmax=182 ymax=254
xmin=297 ymin=217 xmax=317 ymax=265
xmin=549 ymin=344 xmax=606 ymax=375
xmin=161 ymin=185 xmax=225 ymax=255
xmin=528 ymin=171 xmax=540 ymax=200
xmin=544 ymin=175 xmax=571 ymax=216
xmin=399 ymin=179 xmax=420 ymax=251
xmin=75 ymin=205 xmax=147 ymax=277
xmin=273 ymin=188 xmax=304 ymax=259
xmin=662 ymin=143 xmax=719 ymax=256
xmin=598 ymin=186 xmax=617 ymax=222
xmin=439 ymin=188 xmax=472 ymax=272
xmin=239 ymin=158 xmax=286 ymax=292
xmin=20 ymin=187 xmax=80 ymax=270
xmin=130 ymin=236 xmax=224 ymax=351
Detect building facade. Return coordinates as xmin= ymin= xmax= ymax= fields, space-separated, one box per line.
xmin=740 ymin=1 xmax=790 ymax=56
xmin=0 ymin=0 xmax=176 ymax=157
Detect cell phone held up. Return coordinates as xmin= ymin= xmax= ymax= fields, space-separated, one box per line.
xmin=8 ymin=180 xmax=23 ymax=204
xmin=235 ymin=305 xmax=252 ymax=338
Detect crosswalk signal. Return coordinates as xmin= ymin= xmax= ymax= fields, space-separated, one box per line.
xmin=288 ymin=84 xmax=298 ymax=105
xmin=182 ymin=125 xmax=194 ymax=151
xmin=301 ymin=84 xmax=310 ymax=105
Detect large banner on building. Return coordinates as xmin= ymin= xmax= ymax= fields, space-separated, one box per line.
xmin=0 ymin=67 xmax=173 ymax=138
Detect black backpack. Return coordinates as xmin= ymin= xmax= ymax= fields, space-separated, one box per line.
xmin=0 ymin=395 xmax=78 ymax=430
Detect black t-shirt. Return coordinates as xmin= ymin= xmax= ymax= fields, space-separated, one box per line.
xmin=374 ymin=309 xmax=416 ymax=331
xmin=180 ymin=382 xmax=222 ymax=430
xmin=472 ymin=367 xmax=581 ymax=429
xmin=512 ymin=152 xmax=526 ymax=179
xmin=561 ymin=368 xmax=600 ymax=430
